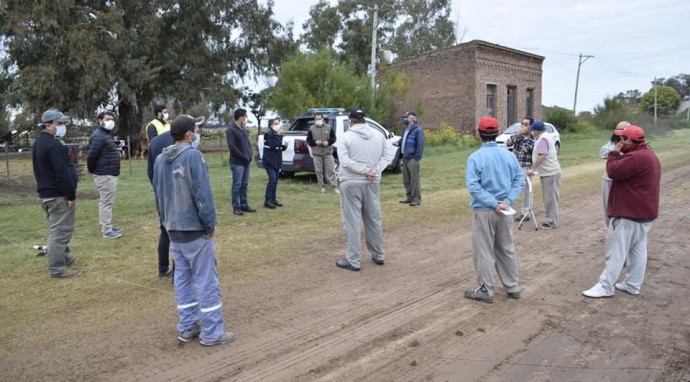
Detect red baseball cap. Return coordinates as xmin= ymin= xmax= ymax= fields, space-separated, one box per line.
xmin=614 ymin=125 xmax=645 ymax=141
xmin=478 ymin=117 xmax=499 ymax=133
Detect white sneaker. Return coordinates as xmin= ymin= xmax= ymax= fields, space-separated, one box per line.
xmin=615 ymin=282 xmax=640 ymax=295
xmin=582 ymin=283 xmax=613 ymax=298
xmin=334 ymin=187 xmax=340 ymax=194
xmin=320 ymin=187 xmax=326 ymax=194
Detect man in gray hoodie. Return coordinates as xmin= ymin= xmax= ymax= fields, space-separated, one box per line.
xmin=153 ymin=115 xmax=234 ymax=346
xmin=335 ymin=108 xmax=394 ymax=271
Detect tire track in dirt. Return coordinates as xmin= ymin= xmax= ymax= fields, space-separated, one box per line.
xmin=109 ymin=163 xmax=690 ymax=382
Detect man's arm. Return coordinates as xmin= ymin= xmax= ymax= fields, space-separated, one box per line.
xmin=606 ymin=150 xmax=637 ymax=181
xmin=599 ymin=141 xmax=615 ymax=159
xmin=414 ymin=128 xmax=424 ymax=161
xmin=190 ymin=152 xmax=217 ymax=235
xmin=505 ymin=156 xmax=526 ymax=205
xmin=306 ymin=129 xmax=316 ymax=146
xmin=374 ymin=139 xmax=394 ymax=176
xmin=327 ymin=126 xmax=336 ymax=146
xmin=52 ymin=143 xmax=78 ymax=201
xmin=338 ymin=137 xmax=370 ymax=175
xmin=465 ymin=155 xmax=498 ymax=209
xmin=226 ymin=127 xmax=249 ymax=162
xmin=146 ymin=123 xmax=157 ymax=142
xmin=86 ymin=134 xmax=103 ymax=174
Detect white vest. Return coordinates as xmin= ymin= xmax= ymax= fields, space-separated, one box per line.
xmin=532 ymin=133 xmax=561 ymax=177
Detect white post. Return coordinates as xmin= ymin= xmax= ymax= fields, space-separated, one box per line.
xmin=654 ymin=77 xmax=658 ymax=126
xmin=370 ymin=4 xmax=379 ymax=98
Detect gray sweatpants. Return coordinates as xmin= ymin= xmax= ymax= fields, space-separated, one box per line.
xmin=94 ymin=174 xmax=118 ymax=234
xmin=41 ymin=197 xmax=76 ymax=276
xmin=601 ymin=178 xmax=612 ymax=228
xmin=471 ymin=210 xmax=520 ymax=295
xmin=339 ymin=182 xmax=385 ymax=268
xmin=540 ymin=173 xmax=561 ymax=227
xmin=597 ymin=218 xmax=653 ymax=294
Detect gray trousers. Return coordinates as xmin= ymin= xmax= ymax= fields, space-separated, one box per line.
xmin=314 ymin=154 xmax=337 ymax=188
xmin=601 ymin=178 xmax=612 ymax=228
xmin=597 ymin=218 xmax=652 ymax=294
xmin=402 ymin=158 xmax=421 ymax=202
xmin=94 ymin=175 xmax=118 ymax=234
xmin=41 ymin=197 xmax=76 ymax=276
xmin=540 ymin=173 xmax=561 ymax=227
xmin=339 ymin=182 xmax=385 ymax=268
xmin=471 ymin=210 xmax=520 ymax=295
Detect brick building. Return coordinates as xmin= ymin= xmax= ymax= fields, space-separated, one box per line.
xmin=388 ymin=40 xmax=544 ymax=131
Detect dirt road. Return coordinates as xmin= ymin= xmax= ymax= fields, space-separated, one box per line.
xmin=7 ymin=163 xmax=690 ymax=382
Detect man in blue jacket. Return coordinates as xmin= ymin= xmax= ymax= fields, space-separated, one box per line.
xmin=464 ymin=117 xmax=525 ymax=303
xmin=153 ymin=115 xmax=234 ymax=346
xmin=87 ymin=111 xmax=122 ymax=239
xmin=397 ymin=111 xmax=425 ymax=206
xmin=32 ymin=108 xmax=80 ymax=278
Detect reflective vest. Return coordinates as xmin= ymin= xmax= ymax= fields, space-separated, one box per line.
xmin=148 ymin=119 xmax=170 ymax=140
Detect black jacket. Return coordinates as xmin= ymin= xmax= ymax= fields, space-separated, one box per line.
xmin=262 ymin=130 xmax=286 ymax=169
xmin=87 ymin=127 xmax=121 ymax=176
xmin=32 ymin=131 xmax=78 ymax=201
xmin=225 ymin=122 xmax=253 ymax=166
xmin=147 ymin=131 xmax=175 ymax=184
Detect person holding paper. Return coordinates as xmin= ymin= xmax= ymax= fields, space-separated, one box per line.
xmin=464 ymin=117 xmax=525 ymax=303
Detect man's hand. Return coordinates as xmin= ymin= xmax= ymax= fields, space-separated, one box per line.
xmin=315 ymin=140 xmax=322 ymax=145
xmin=615 ymin=140 xmax=625 ymax=152
xmin=495 ymin=201 xmax=508 ymax=213
xmin=367 ymin=168 xmax=377 ymax=182
xmin=321 ymin=141 xmax=329 ymax=147
xmin=527 ymin=168 xmax=535 ymax=177
xmin=67 ymin=200 xmax=76 ymax=209
xmin=204 ymin=231 xmax=215 ymax=239
xmin=277 ymin=130 xmax=283 ymax=136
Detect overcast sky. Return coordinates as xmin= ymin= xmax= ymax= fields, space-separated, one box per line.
xmin=272 ymin=0 xmax=689 ymax=114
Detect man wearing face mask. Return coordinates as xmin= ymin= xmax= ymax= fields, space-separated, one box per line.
xmin=306 ymin=112 xmax=338 ymax=194
xmin=147 ymin=115 xmax=205 ymax=279
xmin=146 ymin=104 xmax=171 ymax=142
xmin=32 ymin=108 xmax=80 ymax=278
xmin=226 ymin=108 xmax=255 ymax=216
xmin=87 ymin=111 xmax=123 ymax=239
xmin=262 ymin=118 xmax=287 ymax=208
xmin=583 ymin=125 xmax=660 ymax=298
xmin=397 ymin=111 xmax=425 ymax=207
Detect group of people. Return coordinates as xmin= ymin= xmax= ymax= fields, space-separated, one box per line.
xmin=463 ymin=116 xmax=660 ymax=303
xmin=31 ymin=104 xmax=660 ymax=347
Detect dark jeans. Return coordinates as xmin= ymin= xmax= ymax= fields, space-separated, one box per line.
xmin=265 ymin=167 xmax=279 ymax=202
xmin=158 ymin=224 xmax=171 ymax=274
xmin=230 ymin=164 xmax=250 ymax=209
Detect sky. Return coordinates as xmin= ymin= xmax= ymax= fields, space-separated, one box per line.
xmin=272 ymin=0 xmax=690 ymax=114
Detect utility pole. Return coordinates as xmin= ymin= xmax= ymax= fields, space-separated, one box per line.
xmin=572 ymin=53 xmax=594 ymax=114
xmin=654 ymin=77 xmax=658 ymax=126
xmin=370 ymin=4 xmax=379 ymax=99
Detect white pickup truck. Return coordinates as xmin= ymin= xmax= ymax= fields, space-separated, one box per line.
xmin=255 ymin=108 xmax=402 ymax=175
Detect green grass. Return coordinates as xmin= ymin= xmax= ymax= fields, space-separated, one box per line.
xmin=1 ymin=128 xmax=689 ymax=359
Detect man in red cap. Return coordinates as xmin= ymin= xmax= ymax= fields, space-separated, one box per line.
xmin=583 ymin=125 xmax=661 ymax=298
xmin=464 ymin=117 xmax=525 ymax=303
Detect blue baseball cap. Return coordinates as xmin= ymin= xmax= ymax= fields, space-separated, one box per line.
xmin=529 ymin=121 xmax=545 ymax=131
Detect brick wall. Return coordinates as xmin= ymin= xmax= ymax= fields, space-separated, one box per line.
xmin=389 ymin=40 xmax=544 ymax=131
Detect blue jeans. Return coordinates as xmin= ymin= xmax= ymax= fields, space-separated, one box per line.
xmin=265 ymin=167 xmax=279 ymax=202
xmin=230 ymin=164 xmax=250 ymax=209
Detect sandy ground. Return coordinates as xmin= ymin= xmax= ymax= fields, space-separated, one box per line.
xmin=4 ymin=162 xmax=690 ymax=382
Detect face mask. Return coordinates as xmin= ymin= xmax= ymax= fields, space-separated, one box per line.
xmin=162 ymin=113 xmax=169 ymax=121
xmin=403 ymin=119 xmax=409 ymax=127
xmin=271 ymin=124 xmax=281 ymax=132
xmin=55 ymin=124 xmax=67 ymax=138
xmin=103 ymin=120 xmax=115 ymax=131
xmin=191 ymin=132 xmax=201 ymax=149
xmin=315 ymin=120 xmax=323 ymax=126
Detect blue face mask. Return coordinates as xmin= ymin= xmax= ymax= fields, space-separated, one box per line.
xmin=191 ymin=132 xmax=201 ymax=149
xmin=403 ymin=119 xmax=409 ymax=127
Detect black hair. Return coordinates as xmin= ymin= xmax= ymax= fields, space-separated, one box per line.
xmin=154 ymin=104 xmax=167 ymax=115
xmin=268 ymin=118 xmax=277 ymax=127
xmin=479 ymin=132 xmax=498 ymax=142
xmin=314 ymin=113 xmax=323 ymax=118
xmin=523 ymin=117 xmax=534 ymax=125
xmin=234 ymin=108 xmax=247 ymax=121
xmin=610 ymin=133 xmax=622 ymax=143
xmin=97 ymin=111 xmax=114 ymax=121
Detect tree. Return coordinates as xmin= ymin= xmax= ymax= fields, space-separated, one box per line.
xmin=268 ymin=48 xmax=408 ymax=126
xmin=593 ymin=96 xmax=630 ymax=130
xmin=639 ymin=86 xmax=681 ymax=117
xmin=662 ymin=74 xmax=690 ymax=99
xmin=1 ymin=0 xmax=294 ymax=138
xmin=300 ymin=0 xmax=456 ymax=77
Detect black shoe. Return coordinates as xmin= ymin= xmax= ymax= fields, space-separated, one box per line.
xmin=399 ymin=199 xmax=412 ymax=204
xmin=336 ymin=258 xmax=360 ymax=271
xmin=272 ymin=200 xmax=283 ymax=207
xmin=507 ymin=291 xmax=521 ymax=299
xmin=516 ymin=215 xmax=530 ymax=222
xmin=233 ymin=209 xmax=244 ymax=216
xmin=241 ymin=206 xmax=256 ymax=213
xmin=159 ymin=268 xmax=173 ymax=278
xmin=372 ymin=257 xmax=384 ymax=265
xmin=264 ymin=201 xmax=277 ymax=209
xmin=409 ymin=199 xmax=420 ymax=207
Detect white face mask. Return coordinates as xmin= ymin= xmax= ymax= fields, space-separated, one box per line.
xmin=271 ymin=124 xmax=281 ymax=132
xmin=191 ymin=132 xmax=201 ymax=149
xmin=55 ymin=124 xmax=67 ymax=138
xmin=103 ymin=120 xmax=115 ymax=131
xmin=162 ymin=112 xmax=169 ymax=120
xmin=315 ymin=120 xmax=324 ymax=126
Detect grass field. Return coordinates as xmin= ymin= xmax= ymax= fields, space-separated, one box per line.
xmin=1 ymin=127 xmax=689 ymax=360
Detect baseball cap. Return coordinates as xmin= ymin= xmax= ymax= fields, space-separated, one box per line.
xmin=529 ymin=121 xmax=545 ymax=131
xmin=403 ymin=111 xmax=417 ymax=117
xmin=614 ymin=125 xmax=645 ymax=141
xmin=348 ymin=108 xmax=366 ymax=119
xmin=41 ymin=109 xmax=70 ymax=123
xmin=193 ymin=116 xmax=205 ymax=127
xmin=477 ymin=117 xmax=499 ymax=133
xmin=170 ymin=115 xmax=202 ymax=140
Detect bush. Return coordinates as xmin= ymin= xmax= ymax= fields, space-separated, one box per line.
xmin=425 ymin=123 xmax=480 ymax=147
xmin=544 ymin=106 xmax=578 ymax=131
